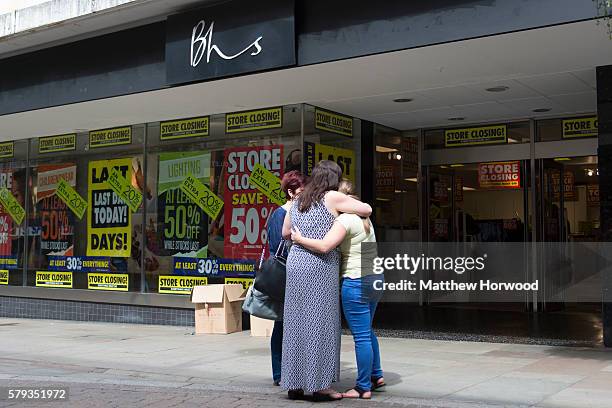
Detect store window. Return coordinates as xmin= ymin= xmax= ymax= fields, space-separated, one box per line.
xmin=0 ymin=140 xmax=28 ymax=286
xmin=303 ymin=105 xmax=361 ymax=193
xmin=374 ymin=126 xmax=419 ymax=242
xmin=26 ymin=127 xmax=146 ymax=291
xmin=144 ymin=105 xmax=302 ymax=294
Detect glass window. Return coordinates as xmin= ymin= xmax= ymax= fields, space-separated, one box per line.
xmin=144 ymin=106 xmax=302 ymax=294
xmin=374 ymin=126 xmax=420 ymax=242
xmin=26 ymin=127 xmax=146 ymax=292
xmin=303 ymin=105 xmax=361 ymax=193
xmin=0 ymin=140 xmax=28 ymax=286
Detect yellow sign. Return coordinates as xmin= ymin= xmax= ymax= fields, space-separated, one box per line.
xmin=89 ymin=126 xmax=132 ymax=148
xmin=108 ymin=168 xmax=143 ymax=213
xmin=88 ymin=273 xmax=129 ymax=291
xmin=179 ymin=173 xmax=224 ymax=219
xmin=0 ymin=188 xmax=25 ymax=224
xmin=39 ymin=134 xmax=76 ymax=153
xmin=563 ymin=117 xmax=598 ymax=138
xmin=158 ymin=275 xmax=208 ymax=294
xmin=224 ymin=277 xmax=253 ymax=291
xmin=56 ymin=179 xmax=87 ymax=219
xmin=0 ymin=270 xmax=7 ymax=285
xmin=0 ymin=142 xmax=14 ymax=158
xmin=226 ymin=107 xmax=283 ymax=133
xmin=315 ymin=108 xmax=353 ymax=137
xmin=249 ymin=163 xmax=286 ymax=206
xmin=161 ymin=117 xmax=209 ymax=140
xmin=87 ymin=158 xmax=132 ymax=257
xmin=36 ymin=271 xmax=73 ymax=288
xmin=445 ymin=125 xmax=507 ymax=147
xmin=304 ymin=142 xmax=356 ymax=183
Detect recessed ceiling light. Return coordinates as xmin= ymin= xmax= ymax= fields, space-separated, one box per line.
xmin=533 ymin=108 xmax=551 ymax=113
xmin=448 ymin=117 xmax=465 ymax=121
xmin=393 ymin=98 xmax=414 ymax=103
xmin=486 ymin=86 xmax=510 ymax=92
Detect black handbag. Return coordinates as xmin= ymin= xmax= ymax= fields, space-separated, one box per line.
xmin=254 ymin=240 xmax=287 ymax=302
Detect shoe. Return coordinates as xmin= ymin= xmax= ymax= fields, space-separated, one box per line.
xmin=371 ymin=376 xmax=386 ymax=391
xmin=287 ymin=389 xmax=304 ymax=400
xmin=312 ymin=389 xmax=343 ymax=402
xmin=341 ymin=387 xmax=371 ymax=399
xmin=273 ymin=380 xmax=280 ymax=386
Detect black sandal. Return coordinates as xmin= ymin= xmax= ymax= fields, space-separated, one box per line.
xmin=342 ymin=387 xmax=371 ymax=399
xmin=288 ymin=389 xmax=304 ymax=400
xmin=312 ymin=390 xmax=343 ymax=402
xmin=371 ymin=376 xmax=386 ymax=390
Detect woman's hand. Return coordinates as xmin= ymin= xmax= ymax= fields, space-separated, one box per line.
xmin=290 ymin=225 xmax=303 ymax=244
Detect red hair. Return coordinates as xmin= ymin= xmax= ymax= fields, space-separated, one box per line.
xmin=281 ymin=170 xmax=306 ymax=196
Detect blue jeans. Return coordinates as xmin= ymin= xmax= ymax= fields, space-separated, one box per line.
xmin=341 ymin=275 xmax=384 ymax=391
xmin=271 ymin=320 xmax=283 ymax=382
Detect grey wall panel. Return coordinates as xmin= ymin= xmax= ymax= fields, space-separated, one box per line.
xmin=297 ymin=0 xmax=597 ymax=65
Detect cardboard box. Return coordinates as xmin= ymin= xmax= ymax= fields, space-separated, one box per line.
xmin=191 ymin=284 xmax=246 ymax=334
xmin=250 ymin=315 xmax=275 ymax=337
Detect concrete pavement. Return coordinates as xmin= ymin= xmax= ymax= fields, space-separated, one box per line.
xmin=1 ymin=317 xmax=611 ymax=407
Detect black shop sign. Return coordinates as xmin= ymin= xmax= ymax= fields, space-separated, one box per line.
xmin=166 ymin=0 xmax=295 ymax=85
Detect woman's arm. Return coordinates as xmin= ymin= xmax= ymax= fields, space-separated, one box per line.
xmin=326 ymin=190 xmax=372 ymax=217
xmin=282 ymin=210 xmax=292 ymax=240
xmin=291 ymin=223 xmax=347 ymax=254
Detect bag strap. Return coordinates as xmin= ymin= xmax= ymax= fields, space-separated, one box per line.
xmin=275 ymin=239 xmax=286 ymax=258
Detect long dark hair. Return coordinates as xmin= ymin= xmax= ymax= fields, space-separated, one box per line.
xmin=298 ymin=160 xmax=342 ymax=212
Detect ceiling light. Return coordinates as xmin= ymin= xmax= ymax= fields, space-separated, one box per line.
xmin=450 ymin=164 xmax=464 ymax=168
xmin=554 ymin=157 xmax=571 ymax=161
xmin=405 ymin=178 xmax=418 ymax=182
xmin=463 ymin=187 xmax=476 ymax=191
xmin=376 ymin=198 xmax=391 ymax=202
xmin=587 ymin=169 xmax=594 ymax=177
xmin=393 ymin=98 xmax=414 ymax=103
xmin=440 ymin=165 xmax=449 ymax=169
xmin=533 ymin=108 xmax=551 ymax=113
xmin=486 ymin=86 xmax=509 ymax=93
xmin=376 ymin=146 xmax=398 ymax=153
xmin=448 ymin=117 xmax=465 ymax=121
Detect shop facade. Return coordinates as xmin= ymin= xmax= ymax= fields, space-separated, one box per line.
xmin=1 ymin=0 xmax=612 ymax=345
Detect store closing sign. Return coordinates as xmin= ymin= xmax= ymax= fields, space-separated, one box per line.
xmin=304 ymin=142 xmax=355 ymax=183
xmin=226 ymin=107 xmax=283 ymax=134
xmin=478 ymin=161 xmax=521 ymax=189
xmin=87 ymin=273 xmax=129 ymax=291
xmin=445 ymin=125 xmax=507 ymax=147
xmin=87 ymin=158 xmax=132 ymax=257
xmin=224 ymin=145 xmax=283 ymax=261
xmin=562 ymin=117 xmax=598 ymax=138
xmin=0 ymin=142 xmax=13 ymax=158
xmin=39 ymin=134 xmax=76 ymax=154
xmin=315 ymin=108 xmax=353 ymax=137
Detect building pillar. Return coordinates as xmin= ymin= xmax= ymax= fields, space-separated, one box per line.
xmin=597 ymin=65 xmax=612 ymax=347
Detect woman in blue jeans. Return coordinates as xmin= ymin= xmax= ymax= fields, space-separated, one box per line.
xmin=290 ymin=180 xmax=384 ymax=399
xmin=266 ymin=170 xmax=305 ymax=386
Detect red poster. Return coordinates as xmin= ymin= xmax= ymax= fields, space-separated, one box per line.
xmin=223 ymin=145 xmax=284 ymax=261
xmin=0 ymin=169 xmax=13 ymax=256
xmin=478 ymin=161 xmax=521 ymax=189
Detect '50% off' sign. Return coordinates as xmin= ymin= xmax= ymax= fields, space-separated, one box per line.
xmin=179 ymin=174 xmax=224 ymax=219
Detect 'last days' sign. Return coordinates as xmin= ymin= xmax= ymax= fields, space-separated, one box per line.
xmin=87 ymin=158 xmax=132 ymax=257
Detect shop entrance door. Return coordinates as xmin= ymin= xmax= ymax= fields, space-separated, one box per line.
xmin=425 ymin=160 xmax=531 ymax=314
xmin=537 ymin=156 xmax=601 ymax=316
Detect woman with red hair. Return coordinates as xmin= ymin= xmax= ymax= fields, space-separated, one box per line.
xmin=266 ymin=170 xmax=306 ymax=386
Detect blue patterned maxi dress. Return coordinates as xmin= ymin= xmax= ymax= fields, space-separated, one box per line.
xmin=281 ymin=198 xmax=341 ymax=392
